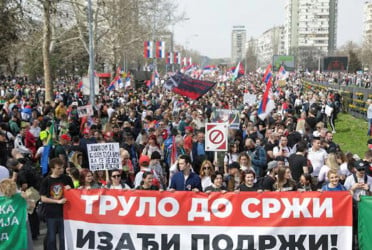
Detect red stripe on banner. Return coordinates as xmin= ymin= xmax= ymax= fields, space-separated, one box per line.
xmin=64 ymin=190 xmax=353 ymax=227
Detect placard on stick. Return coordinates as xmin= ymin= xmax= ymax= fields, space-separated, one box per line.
xmin=87 ymin=143 xmax=121 ymax=171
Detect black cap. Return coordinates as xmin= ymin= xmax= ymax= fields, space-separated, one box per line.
xmin=228 ymin=162 xmax=240 ymax=169
xmin=354 ymin=160 xmax=369 ymax=171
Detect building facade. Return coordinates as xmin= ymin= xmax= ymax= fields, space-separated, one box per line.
xmin=284 ymin=0 xmax=338 ymax=69
xmin=231 ymin=26 xmax=247 ymax=64
xmin=256 ymin=26 xmax=285 ymax=67
xmin=364 ymin=1 xmax=372 ymax=43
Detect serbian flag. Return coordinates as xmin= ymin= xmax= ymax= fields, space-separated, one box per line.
xmin=257 ymin=78 xmax=275 ymax=120
xmin=230 ymin=62 xmax=245 ymax=80
xmin=166 ymin=52 xmax=173 ymax=64
xmin=155 ymin=41 xmax=165 ymax=58
xmin=164 ymin=72 xmax=216 ymax=100
xmin=278 ymin=65 xmax=288 ymax=80
xmin=262 ymin=64 xmax=273 ymax=83
xmin=143 ymin=41 xmax=153 ymax=58
xmin=203 ymin=65 xmax=217 ymax=71
xmin=173 ymin=52 xmax=181 ymax=65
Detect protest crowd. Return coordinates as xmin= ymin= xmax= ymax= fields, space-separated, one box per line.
xmin=0 ymin=67 xmax=371 ymax=250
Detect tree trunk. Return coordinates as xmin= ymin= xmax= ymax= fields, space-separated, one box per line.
xmin=43 ymin=0 xmax=53 ymax=102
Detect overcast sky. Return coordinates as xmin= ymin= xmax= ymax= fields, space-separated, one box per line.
xmin=173 ymin=0 xmax=364 ymax=59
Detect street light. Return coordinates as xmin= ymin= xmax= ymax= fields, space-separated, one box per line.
xmin=87 ymin=0 xmax=95 ymax=106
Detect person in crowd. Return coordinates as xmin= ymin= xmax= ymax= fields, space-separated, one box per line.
xmin=79 ymin=169 xmax=100 ymax=189
xmin=236 ymin=170 xmax=261 ymax=192
xmin=149 ymin=151 xmax=166 ymax=189
xmin=120 ymin=148 xmax=134 ymax=186
xmin=244 ymin=138 xmax=266 ymax=177
xmin=367 ymin=99 xmax=372 ymax=136
xmin=142 ymin=134 xmax=163 ymax=159
xmin=39 ymin=158 xmax=73 ymax=250
xmin=199 ymin=160 xmax=215 ymax=191
xmin=105 ymin=169 xmax=131 ymax=189
xmin=204 ymin=172 xmax=226 ymax=193
xmin=307 ymin=137 xmax=328 ymax=182
xmin=67 ymin=166 xmax=80 ymax=188
xmin=288 ymin=141 xmax=309 ymax=182
xmin=318 ymin=152 xmax=345 ymax=184
xmin=224 ymin=143 xmax=240 ymax=174
xmin=136 ymin=171 xmax=161 ymax=190
xmin=192 ymin=131 xmax=213 ymax=174
xmin=169 ymin=154 xmax=202 ymax=191
xmin=273 ymin=135 xmax=291 ymax=163
xmin=322 ymin=170 xmax=346 ymax=191
xmin=134 ymin=155 xmax=160 ymax=188
xmin=237 ymin=152 xmax=254 ymax=173
xmin=297 ymin=173 xmax=317 ymax=191
xmin=224 ymin=162 xmax=241 ymax=192
xmin=273 ymin=167 xmax=297 ymax=191
xmin=94 ymin=170 xmax=107 ymax=187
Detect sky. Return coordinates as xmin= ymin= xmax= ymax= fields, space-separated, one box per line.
xmin=173 ymin=0 xmax=364 ymax=59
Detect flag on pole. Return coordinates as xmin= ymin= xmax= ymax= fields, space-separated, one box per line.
xmin=108 ymin=67 xmax=122 ymax=91
xmin=166 ymin=52 xmax=173 ymax=64
xmin=173 ymin=52 xmax=181 ymax=65
xmin=278 ymin=65 xmax=288 ymax=80
xmin=164 ymin=72 xmax=216 ymax=100
xmin=143 ymin=41 xmax=153 ymax=58
xmin=262 ymin=64 xmax=273 ymax=83
xmin=257 ymin=78 xmax=275 ymax=120
xmin=155 ymin=41 xmax=165 ymax=58
xmin=232 ymin=62 xmax=241 ymax=81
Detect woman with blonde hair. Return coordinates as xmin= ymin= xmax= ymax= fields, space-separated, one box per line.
xmin=318 ymin=153 xmax=341 ymax=184
xmin=199 ymin=160 xmax=215 ymax=191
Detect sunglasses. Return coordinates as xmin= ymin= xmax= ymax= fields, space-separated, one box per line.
xmin=111 ymin=175 xmax=121 ymax=178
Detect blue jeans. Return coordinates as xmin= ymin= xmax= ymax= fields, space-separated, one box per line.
xmin=46 ymin=217 xmax=65 ymax=250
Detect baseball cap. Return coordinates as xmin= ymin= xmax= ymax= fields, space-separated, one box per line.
xmin=354 ymin=160 xmax=369 ymax=171
xmin=139 ymin=155 xmax=150 ymax=166
xmin=267 ymin=161 xmax=278 ymax=171
xmin=60 ymin=134 xmax=71 ymax=141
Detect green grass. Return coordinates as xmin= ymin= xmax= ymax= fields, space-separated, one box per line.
xmin=333 ymin=112 xmax=369 ymax=158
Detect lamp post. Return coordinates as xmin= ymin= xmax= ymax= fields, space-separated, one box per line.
xmin=87 ymin=0 xmax=95 ymax=106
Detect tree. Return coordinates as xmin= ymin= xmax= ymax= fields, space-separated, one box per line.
xmin=348 ymin=49 xmax=362 ymax=73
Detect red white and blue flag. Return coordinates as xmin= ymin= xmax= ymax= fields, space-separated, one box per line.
xmin=143 ymin=41 xmax=153 ymax=58
xmin=108 ymin=67 xmax=122 ymax=91
xmin=173 ymin=52 xmax=181 ymax=65
xmin=278 ymin=65 xmax=288 ymax=80
xmin=262 ymin=64 xmax=273 ymax=83
xmin=155 ymin=41 xmax=165 ymax=58
xmin=166 ymin=52 xmax=173 ymax=64
xmin=203 ymin=65 xmax=218 ymax=71
xmin=257 ymin=77 xmax=275 ymax=120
